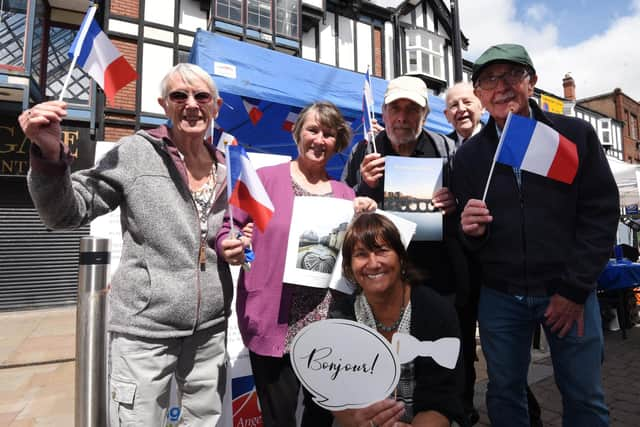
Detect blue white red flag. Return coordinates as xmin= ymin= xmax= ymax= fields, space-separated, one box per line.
xmin=210 ymin=122 xmax=226 ymax=150
xmin=227 ymin=144 xmax=274 ymax=232
xmin=242 ymin=97 xmax=264 ymax=125
xmin=496 ymin=113 xmax=578 ymax=184
xmin=362 ymin=68 xmax=375 ymax=142
xmin=282 ymin=106 xmax=302 ymax=132
xmin=218 ymin=131 xmax=237 ymax=149
xmin=68 ymin=5 xmax=137 ymax=105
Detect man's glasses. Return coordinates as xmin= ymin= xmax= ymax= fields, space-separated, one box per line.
xmin=168 ymin=91 xmax=213 ymax=104
xmin=475 ymin=68 xmax=529 ymax=91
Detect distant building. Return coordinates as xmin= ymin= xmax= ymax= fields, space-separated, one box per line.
xmin=0 ymin=0 xmax=469 ymax=310
xmin=576 ymin=87 xmax=640 ymax=163
xmin=530 ymin=75 xmax=623 ymax=161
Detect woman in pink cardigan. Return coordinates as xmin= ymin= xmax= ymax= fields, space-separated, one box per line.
xmin=217 ymin=101 xmax=375 ymax=427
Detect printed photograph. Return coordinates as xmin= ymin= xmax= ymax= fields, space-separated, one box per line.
xmin=296 ymin=222 xmax=348 ymax=273
xmin=384 ymin=156 xmax=444 ymax=241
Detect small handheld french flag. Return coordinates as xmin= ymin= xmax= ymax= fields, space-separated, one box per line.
xmin=68 ymin=5 xmax=137 ymax=105
xmin=497 ymin=113 xmax=578 ymax=184
xmin=227 ymin=145 xmax=274 ymax=232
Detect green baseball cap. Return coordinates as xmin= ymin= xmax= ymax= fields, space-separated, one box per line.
xmin=472 ymin=44 xmax=536 ymax=83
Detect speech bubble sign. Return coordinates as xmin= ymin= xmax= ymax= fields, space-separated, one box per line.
xmin=290 ymin=319 xmax=400 ymax=410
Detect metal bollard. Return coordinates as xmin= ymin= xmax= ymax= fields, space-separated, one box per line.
xmin=75 ymin=237 xmax=111 ymax=427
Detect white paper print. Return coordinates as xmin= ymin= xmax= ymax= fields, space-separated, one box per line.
xmin=290 ymin=320 xmax=461 ymax=410
xmin=290 ymin=319 xmax=400 ymax=410
xmin=282 ymin=197 xmax=355 ymax=290
xmin=283 ymin=197 xmax=418 ymax=294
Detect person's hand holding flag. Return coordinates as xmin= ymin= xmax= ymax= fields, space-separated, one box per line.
xmin=219 ymin=134 xmax=274 ymax=270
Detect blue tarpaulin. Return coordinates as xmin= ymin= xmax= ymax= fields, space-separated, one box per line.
xmin=189 ymin=29 xmax=452 ymax=178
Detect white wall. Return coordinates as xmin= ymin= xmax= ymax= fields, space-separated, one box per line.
xmin=385 ymin=21 xmax=394 ymax=79
xmin=144 ymin=0 xmax=174 ymax=26
xmin=356 ymin=21 xmax=372 ymax=73
xmin=141 ymin=43 xmax=174 ymax=114
xmin=302 ymin=28 xmax=317 ymax=61
xmin=319 ymin=12 xmax=336 ymax=66
xmin=179 ymin=0 xmax=207 ymax=32
xmin=338 ymin=16 xmax=355 ymax=70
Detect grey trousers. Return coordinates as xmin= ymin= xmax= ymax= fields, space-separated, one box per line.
xmin=109 ymin=324 xmax=227 ymax=426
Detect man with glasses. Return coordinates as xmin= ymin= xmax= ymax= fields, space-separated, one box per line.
xmin=445 ymin=81 xmax=543 ymax=427
xmin=451 ymin=44 xmax=618 ymax=426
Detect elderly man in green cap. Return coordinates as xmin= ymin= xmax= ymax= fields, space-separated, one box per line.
xmin=451 ymin=44 xmax=618 ymax=426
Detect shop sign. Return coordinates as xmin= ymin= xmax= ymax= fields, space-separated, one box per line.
xmin=0 ymin=115 xmax=95 ymax=176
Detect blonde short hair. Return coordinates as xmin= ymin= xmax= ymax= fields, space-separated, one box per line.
xmin=160 ymin=63 xmax=219 ymax=101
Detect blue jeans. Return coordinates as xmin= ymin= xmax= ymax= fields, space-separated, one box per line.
xmin=478 ymin=287 xmax=609 ymax=427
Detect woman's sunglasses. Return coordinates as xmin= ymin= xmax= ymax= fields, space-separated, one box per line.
xmin=168 ymin=91 xmax=213 ymax=104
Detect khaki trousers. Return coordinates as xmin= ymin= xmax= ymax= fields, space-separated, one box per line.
xmin=109 ymin=324 xmax=227 ymax=426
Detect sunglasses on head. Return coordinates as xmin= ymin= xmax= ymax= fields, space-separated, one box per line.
xmin=168 ymin=91 xmax=213 ymax=104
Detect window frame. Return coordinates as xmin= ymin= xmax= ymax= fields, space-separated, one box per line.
xmin=404 ymin=28 xmax=445 ymax=80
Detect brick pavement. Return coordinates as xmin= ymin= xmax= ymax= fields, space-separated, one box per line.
xmin=473 ymin=325 xmax=640 ymax=427
xmin=1 ymin=307 xmax=639 ymax=426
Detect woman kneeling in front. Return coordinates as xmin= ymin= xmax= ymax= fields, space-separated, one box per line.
xmin=331 ymin=212 xmax=467 ymax=427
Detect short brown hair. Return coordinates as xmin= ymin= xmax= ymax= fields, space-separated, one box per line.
xmin=292 ymin=101 xmax=352 ymax=153
xmin=341 ymin=213 xmax=422 ymax=286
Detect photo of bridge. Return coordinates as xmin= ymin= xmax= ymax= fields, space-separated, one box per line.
xmin=384 ymin=191 xmax=437 ymax=213
xmin=383 ymin=156 xmax=444 ymax=241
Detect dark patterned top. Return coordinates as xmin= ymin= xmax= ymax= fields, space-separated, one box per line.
xmin=191 ymin=169 xmax=216 ymax=241
xmin=355 ymin=293 xmax=414 ymax=423
xmin=283 ymin=179 xmax=347 ymax=353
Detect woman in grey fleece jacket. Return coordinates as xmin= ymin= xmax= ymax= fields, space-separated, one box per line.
xmin=18 ymin=63 xmax=232 ymax=426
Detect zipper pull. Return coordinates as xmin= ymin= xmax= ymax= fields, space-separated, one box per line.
xmin=199 ymin=243 xmax=206 ymax=271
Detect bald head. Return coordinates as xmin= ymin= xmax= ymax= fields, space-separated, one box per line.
xmin=444 ymin=82 xmax=483 ymax=139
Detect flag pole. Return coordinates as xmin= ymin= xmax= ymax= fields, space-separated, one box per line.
xmin=210 ymin=117 xmax=219 ymax=146
xmin=481 ymin=112 xmax=513 ymax=202
xmin=365 ymin=66 xmax=377 ymax=154
xmin=59 ymin=4 xmax=98 ymax=102
xmin=224 ymin=141 xmax=237 ymax=238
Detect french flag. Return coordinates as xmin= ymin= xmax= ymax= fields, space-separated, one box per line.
xmin=227 ymin=145 xmax=274 ymax=232
xmin=282 ymin=107 xmax=302 ymax=132
xmin=210 ymin=122 xmax=225 ymax=150
xmin=68 ymin=5 xmax=137 ymax=105
xmin=242 ymin=97 xmax=264 ymax=125
xmin=496 ymin=113 xmax=578 ymax=184
xmin=217 ymin=130 xmax=237 ymax=151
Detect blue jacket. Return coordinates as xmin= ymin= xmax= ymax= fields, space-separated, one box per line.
xmin=451 ymin=100 xmax=619 ymax=303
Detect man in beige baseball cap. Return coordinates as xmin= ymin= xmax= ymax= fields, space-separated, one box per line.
xmin=341 ymin=73 xmax=465 ymax=324
xmin=383 ymin=75 xmax=430 ymax=108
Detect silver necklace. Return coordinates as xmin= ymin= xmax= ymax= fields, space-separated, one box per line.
xmin=374 ymin=305 xmax=405 ymax=332
xmin=374 ymin=284 xmax=406 ymax=332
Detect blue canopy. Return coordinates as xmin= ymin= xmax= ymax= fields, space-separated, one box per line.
xmin=189 ymin=29 xmax=452 ymax=178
